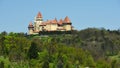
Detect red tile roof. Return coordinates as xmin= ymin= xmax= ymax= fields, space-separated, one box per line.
xmin=37 ymin=12 xmax=42 ymax=18
xmin=58 ymin=19 xmax=63 ymax=25
xmin=63 ymin=16 xmax=71 ymax=23
xmin=28 ymin=22 xmax=34 ymax=28
xmin=51 ymin=19 xmax=58 ymax=24
xmin=40 ymin=22 xmax=46 ymax=26
xmin=46 ymin=20 xmax=51 ymax=24
xmin=43 ymin=19 xmax=58 ymax=25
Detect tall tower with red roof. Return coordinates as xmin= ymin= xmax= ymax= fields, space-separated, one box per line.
xmin=28 ymin=22 xmax=34 ymax=34
xmin=34 ymin=12 xmax=43 ymax=32
xmin=63 ymin=16 xmax=72 ymax=31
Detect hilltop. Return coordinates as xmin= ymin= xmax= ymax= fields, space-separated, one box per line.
xmin=0 ymin=28 xmax=120 ymax=68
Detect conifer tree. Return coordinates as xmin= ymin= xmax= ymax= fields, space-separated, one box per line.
xmin=28 ymin=42 xmax=38 ymax=59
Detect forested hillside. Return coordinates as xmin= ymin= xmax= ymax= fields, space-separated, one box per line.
xmin=0 ymin=28 xmax=120 ymax=68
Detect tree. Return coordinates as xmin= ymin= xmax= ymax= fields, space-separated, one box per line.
xmin=1 ymin=31 xmax=7 ymax=36
xmin=0 ymin=61 xmax=4 ymax=68
xmin=57 ymin=60 xmax=64 ymax=68
xmin=111 ymin=60 xmax=117 ymax=68
xmin=96 ymin=59 xmax=111 ymax=68
xmin=42 ymin=60 xmax=49 ymax=68
xmin=0 ymin=36 xmax=8 ymax=56
xmin=28 ymin=42 xmax=38 ymax=59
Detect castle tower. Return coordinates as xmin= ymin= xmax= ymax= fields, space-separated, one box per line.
xmin=28 ymin=22 xmax=34 ymax=35
xmin=63 ymin=16 xmax=72 ymax=31
xmin=34 ymin=12 xmax=43 ymax=31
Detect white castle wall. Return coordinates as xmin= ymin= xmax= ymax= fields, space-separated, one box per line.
xmin=50 ymin=24 xmax=58 ymax=31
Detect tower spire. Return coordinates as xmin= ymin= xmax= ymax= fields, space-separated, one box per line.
xmin=37 ymin=12 xmax=42 ymax=18
xmin=64 ymin=16 xmax=71 ymax=23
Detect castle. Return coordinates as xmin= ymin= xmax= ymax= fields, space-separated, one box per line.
xmin=28 ymin=12 xmax=73 ymax=35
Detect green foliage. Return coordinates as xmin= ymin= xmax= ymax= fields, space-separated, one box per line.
xmin=10 ymin=61 xmax=29 ymax=68
xmin=0 ymin=61 xmax=4 ymax=68
xmin=0 ymin=28 xmax=120 ymax=67
xmin=28 ymin=42 xmax=38 ymax=59
xmin=49 ymin=63 xmax=54 ymax=68
xmin=42 ymin=60 xmax=49 ymax=68
xmin=38 ymin=49 xmax=49 ymax=62
xmin=0 ymin=56 xmax=10 ymax=68
xmin=29 ymin=59 xmax=41 ymax=68
xmin=96 ymin=59 xmax=111 ymax=68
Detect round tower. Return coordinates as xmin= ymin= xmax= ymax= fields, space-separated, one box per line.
xmin=34 ymin=12 xmax=43 ymax=31
xmin=63 ymin=16 xmax=72 ymax=31
xmin=28 ymin=22 xmax=34 ymax=35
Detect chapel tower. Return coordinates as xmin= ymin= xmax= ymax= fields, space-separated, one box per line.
xmin=34 ymin=12 xmax=43 ymax=32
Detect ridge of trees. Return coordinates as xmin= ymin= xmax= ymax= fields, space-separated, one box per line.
xmin=0 ymin=28 xmax=120 ymax=68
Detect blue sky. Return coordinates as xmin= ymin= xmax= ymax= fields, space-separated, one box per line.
xmin=0 ymin=0 xmax=120 ymax=32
